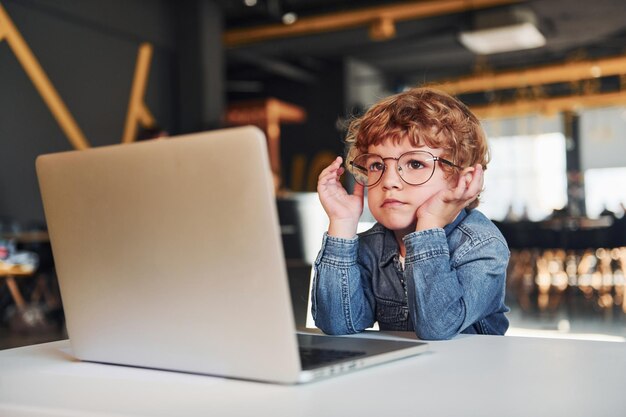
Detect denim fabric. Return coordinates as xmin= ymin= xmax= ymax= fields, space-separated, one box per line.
xmin=311 ymin=209 xmax=510 ymax=340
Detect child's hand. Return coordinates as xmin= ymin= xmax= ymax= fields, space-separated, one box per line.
xmin=415 ymin=164 xmax=484 ymax=231
xmin=317 ymin=156 xmax=365 ymax=238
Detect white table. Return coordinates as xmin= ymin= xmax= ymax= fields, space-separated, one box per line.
xmin=1 ymin=334 xmax=625 ymax=417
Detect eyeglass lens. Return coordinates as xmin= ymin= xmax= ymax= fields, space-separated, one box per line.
xmin=350 ymin=151 xmax=437 ymax=187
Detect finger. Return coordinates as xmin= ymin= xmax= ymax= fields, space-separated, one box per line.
xmin=447 ymin=180 xmax=475 ymax=205
xmin=318 ymin=173 xmax=342 ymax=190
xmin=453 ymin=169 xmax=471 ymax=190
xmin=464 ymin=165 xmax=483 ymax=195
xmin=449 ymin=174 xmax=471 ymax=200
xmin=457 ymin=165 xmax=481 ymax=193
xmin=463 ymin=170 xmax=475 ymax=190
xmin=318 ymin=177 xmax=347 ymax=197
xmin=319 ymin=164 xmax=349 ymax=190
xmin=318 ymin=169 xmax=337 ymax=185
xmin=318 ymin=166 xmax=343 ymax=188
xmin=329 ymin=166 xmax=346 ymax=184
xmin=469 ymin=164 xmax=483 ymax=182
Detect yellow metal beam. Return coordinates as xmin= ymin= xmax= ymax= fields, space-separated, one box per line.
xmin=121 ymin=42 xmax=156 ymax=143
xmin=224 ymin=0 xmax=522 ymax=47
xmin=437 ymin=55 xmax=626 ymax=95
xmin=472 ymin=90 xmax=626 ymax=119
xmin=0 ymin=2 xmax=90 ymax=149
xmin=0 ymin=17 xmax=5 ymax=41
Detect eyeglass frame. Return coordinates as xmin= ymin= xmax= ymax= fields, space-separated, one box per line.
xmin=348 ymin=150 xmax=462 ymax=187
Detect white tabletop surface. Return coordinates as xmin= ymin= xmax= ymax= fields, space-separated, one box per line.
xmin=1 ymin=333 xmax=625 ymax=417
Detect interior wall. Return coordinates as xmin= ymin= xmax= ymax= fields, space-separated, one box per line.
xmin=0 ymin=0 xmax=177 ymax=224
xmin=344 ymin=57 xmax=389 ymax=110
xmin=266 ymin=59 xmax=348 ymax=192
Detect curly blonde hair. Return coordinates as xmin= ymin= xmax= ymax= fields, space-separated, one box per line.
xmin=345 ymin=87 xmax=488 ymax=209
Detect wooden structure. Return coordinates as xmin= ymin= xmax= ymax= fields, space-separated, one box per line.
xmin=223 ymin=0 xmax=521 ymax=46
xmin=226 ymin=98 xmax=306 ymax=190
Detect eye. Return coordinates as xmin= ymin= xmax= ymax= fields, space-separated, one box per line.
xmin=369 ymin=161 xmax=384 ymax=172
xmin=405 ymin=159 xmax=424 ymax=170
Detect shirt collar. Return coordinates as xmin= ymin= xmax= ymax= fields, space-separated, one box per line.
xmin=444 ymin=209 xmax=467 ymax=236
xmin=380 ymin=226 xmax=400 ymax=266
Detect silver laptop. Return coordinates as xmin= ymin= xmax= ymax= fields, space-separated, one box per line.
xmin=36 ymin=126 xmax=427 ymax=384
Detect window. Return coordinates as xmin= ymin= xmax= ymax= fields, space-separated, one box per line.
xmin=580 ymin=106 xmax=626 ymax=219
xmin=480 ymin=133 xmax=568 ymax=221
xmin=584 ymin=167 xmax=626 ymax=218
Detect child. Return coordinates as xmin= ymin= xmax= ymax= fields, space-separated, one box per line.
xmin=312 ymin=87 xmax=509 ymax=340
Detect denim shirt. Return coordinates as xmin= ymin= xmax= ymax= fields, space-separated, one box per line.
xmin=311 ymin=209 xmax=510 ymax=340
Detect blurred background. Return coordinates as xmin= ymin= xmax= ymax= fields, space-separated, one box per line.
xmin=2 ymin=0 xmax=626 ymax=347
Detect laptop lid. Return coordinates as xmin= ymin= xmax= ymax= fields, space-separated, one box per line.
xmin=36 ymin=126 xmax=303 ymax=383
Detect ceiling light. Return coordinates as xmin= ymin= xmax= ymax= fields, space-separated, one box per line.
xmin=282 ymin=12 xmax=297 ymax=25
xmin=458 ymin=6 xmax=546 ymax=55
xmin=459 ymin=22 xmax=545 ymax=54
xmin=590 ymin=65 xmax=602 ymax=78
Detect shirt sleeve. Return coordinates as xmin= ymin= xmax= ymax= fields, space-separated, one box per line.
xmin=403 ymin=228 xmax=509 ymax=340
xmin=311 ymin=233 xmax=376 ymax=334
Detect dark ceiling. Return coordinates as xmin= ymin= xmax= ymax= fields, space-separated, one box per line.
xmin=216 ymin=0 xmax=626 ymax=96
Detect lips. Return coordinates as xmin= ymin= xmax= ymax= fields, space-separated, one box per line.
xmin=381 ymin=198 xmax=405 ymax=208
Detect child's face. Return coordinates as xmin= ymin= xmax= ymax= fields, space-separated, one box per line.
xmin=366 ymin=138 xmax=455 ymax=234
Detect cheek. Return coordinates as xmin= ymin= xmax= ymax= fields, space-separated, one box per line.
xmin=366 ymin=191 xmax=374 ymax=205
xmin=366 ymin=190 xmax=383 ymax=217
xmin=405 ymin=186 xmax=442 ymax=207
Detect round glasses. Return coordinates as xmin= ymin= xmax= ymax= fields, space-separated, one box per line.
xmin=348 ymin=150 xmax=461 ymax=187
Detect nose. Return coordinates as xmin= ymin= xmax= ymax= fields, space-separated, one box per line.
xmin=380 ymin=161 xmax=403 ymax=189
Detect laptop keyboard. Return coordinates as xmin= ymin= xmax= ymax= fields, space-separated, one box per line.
xmin=299 ymin=346 xmax=366 ymax=370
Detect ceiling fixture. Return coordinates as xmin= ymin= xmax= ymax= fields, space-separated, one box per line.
xmin=282 ymin=12 xmax=298 ymax=25
xmin=369 ymin=16 xmax=396 ymax=41
xmin=458 ymin=6 xmax=546 ymax=55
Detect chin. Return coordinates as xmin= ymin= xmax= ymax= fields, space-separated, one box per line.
xmin=378 ymin=216 xmax=416 ymax=233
